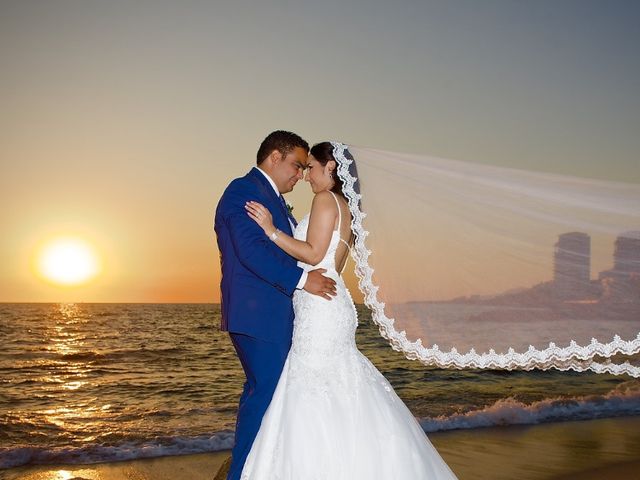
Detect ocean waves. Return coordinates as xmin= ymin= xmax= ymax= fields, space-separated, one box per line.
xmin=0 ymin=431 xmax=235 ymax=469
xmin=420 ymin=382 xmax=640 ymax=432
xmin=2 ymin=385 xmax=639 ymax=470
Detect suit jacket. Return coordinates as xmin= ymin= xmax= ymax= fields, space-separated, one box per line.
xmin=214 ymin=167 xmax=303 ymax=342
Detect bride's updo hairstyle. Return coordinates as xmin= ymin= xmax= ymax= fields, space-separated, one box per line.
xmin=310 ymin=142 xmax=346 ymax=197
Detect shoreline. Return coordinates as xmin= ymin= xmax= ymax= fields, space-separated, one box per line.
xmin=3 ymin=416 xmax=640 ymax=480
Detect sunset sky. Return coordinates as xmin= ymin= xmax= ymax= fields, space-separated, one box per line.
xmin=1 ymin=0 xmax=639 ymax=303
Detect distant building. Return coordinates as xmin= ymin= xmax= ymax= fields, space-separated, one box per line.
xmin=553 ymin=232 xmax=591 ymax=300
xmin=598 ymin=231 xmax=640 ymax=302
xmin=599 ymin=231 xmax=640 ymax=279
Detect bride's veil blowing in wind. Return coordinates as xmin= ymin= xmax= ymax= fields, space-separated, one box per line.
xmin=332 ymin=142 xmax=640 ymax=378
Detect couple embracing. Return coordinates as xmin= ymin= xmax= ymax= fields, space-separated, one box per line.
xmin=214 ymin=131 xmax=457 ymax=479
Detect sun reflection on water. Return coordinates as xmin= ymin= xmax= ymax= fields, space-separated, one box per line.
xmin=58 ymin=303 xmax=81 ymax=320
xmin=61 ymin=380 xmax=87 ymax=391
xmin=46 ymin=304 xmax=87 ymax=356
xmin=51 ymin=469 xmax=99 ymax=480
xmin=39 ymin=303 xmax=98 ymax=434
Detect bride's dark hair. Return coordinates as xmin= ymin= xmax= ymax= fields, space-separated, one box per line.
xmin=310 ymin=142 xmax=345 ymax=197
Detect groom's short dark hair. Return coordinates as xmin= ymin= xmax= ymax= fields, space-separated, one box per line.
xmin=257 ymin=130 xmax=309 ymax=165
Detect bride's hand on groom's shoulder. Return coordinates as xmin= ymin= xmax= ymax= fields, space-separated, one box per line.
xmin=245 ymin=201 xmax=274 ymax=234
xmin=304 ymin=269 xmax=337 ymax=301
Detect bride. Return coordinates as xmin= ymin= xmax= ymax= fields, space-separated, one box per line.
xmin=242 ymin=141 xmax=458 ymax=479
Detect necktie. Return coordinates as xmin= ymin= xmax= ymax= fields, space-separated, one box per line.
xmin=278 ymin=195 xmax=297 ymax=228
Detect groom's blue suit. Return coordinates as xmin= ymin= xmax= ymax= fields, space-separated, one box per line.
xmin=214 ymin=167 xmax=303 ymax=480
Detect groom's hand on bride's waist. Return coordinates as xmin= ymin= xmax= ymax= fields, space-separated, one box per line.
xmin=303 ymin=269 xmax=337 ymax=300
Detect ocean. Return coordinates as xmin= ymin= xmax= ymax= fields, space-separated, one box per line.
xmin=1 ymin=303 xmax=639 ymax=470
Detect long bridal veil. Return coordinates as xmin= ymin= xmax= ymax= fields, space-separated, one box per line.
xmin=332 ymin=143 xmax=640 ymax=377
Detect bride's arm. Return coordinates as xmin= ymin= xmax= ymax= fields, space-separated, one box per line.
xmin=245 ymin=191 xmax=336 ymax=265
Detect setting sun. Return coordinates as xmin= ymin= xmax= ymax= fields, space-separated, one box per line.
xmin=36 ymin=237 xmax=101 ymax=286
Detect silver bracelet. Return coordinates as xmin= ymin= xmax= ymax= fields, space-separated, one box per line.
xmin=269 ymin=229 xmax=280 ymax=241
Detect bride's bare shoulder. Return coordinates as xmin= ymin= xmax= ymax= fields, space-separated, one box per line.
xmin=308 ymin=191 xmax=339 ymax=222
xmin=311 ymin=190 xmax=337 ymax=209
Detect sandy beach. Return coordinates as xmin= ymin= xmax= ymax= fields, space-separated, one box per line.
xmin=3 ymin=416 xmax=640 ymax=480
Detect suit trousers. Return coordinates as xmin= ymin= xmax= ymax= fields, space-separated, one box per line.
xmin=227 ymin=332 xmax=290 ymax=480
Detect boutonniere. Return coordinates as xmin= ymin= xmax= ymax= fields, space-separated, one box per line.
xmin=286 ymin=203 xmax=294 ymax=214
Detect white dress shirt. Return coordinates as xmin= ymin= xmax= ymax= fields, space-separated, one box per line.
xmin=255 ymin=167 xmax=308 ymax=290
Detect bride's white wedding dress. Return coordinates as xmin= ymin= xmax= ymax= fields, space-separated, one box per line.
xmin=241 ymin=193 xmax=458 ymax=480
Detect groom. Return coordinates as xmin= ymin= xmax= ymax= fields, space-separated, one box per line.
xmin=214 ymin=130 xmax=337 ymax=480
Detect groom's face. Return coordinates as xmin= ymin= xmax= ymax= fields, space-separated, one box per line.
xmin=272 ymin=147 xmax=308 ymax=194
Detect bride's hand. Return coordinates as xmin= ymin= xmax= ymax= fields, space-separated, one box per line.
xmin=245 ymin=201 xmax=275 ymax=235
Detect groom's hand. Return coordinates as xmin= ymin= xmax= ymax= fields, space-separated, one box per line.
xmin=304 ymin=269 xmax=337 ymax=300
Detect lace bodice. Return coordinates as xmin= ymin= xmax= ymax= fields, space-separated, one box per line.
xmin=290 ymin=192 xmax=359 ymax=370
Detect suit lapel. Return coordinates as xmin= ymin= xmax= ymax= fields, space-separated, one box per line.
xmin=247 ymin=168 xmax=293 ymax=236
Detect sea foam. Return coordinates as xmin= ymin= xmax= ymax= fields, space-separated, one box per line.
xmin=420 ymin=382 xmax=640 ymax=432
xmin=0 ymin=431 xmax=235 ymax=469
